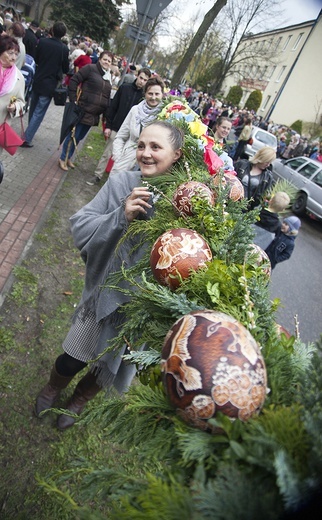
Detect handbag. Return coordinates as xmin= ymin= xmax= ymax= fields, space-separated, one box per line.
xmin=248 ymin=137 xmax=254 ymax=145
xmin=0 ymin=114 xmax=24 ymax=156
xmin=53 ymin=84 xmax=68 ymax=106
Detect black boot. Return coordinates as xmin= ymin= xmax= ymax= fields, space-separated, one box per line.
xmin=57 ymin=371 xmax=101 ymax=430
xmin=35 ymin=364 xmax=74 ymax=417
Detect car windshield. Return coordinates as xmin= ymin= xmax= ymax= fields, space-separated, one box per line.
xmin=254 ymin=131 xmax=276 ymax=146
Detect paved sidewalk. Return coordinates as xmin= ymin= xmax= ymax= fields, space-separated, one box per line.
xmin=0 ymin=102 xmax=69 ymax=305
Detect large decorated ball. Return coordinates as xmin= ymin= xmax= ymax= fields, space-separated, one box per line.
xmin=172 ymin=181 xmax=214 ymax=216
xmin=212 ymin=172 xmax=244 ymax=201
xmin=161 ymin=309 xmax=267 ymax=431
xmin=245 ymin=243 xmax=271 ymax=277
xmin=150 ymin=228 xmax=212 ymax=290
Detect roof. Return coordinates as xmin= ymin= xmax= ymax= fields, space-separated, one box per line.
xmin=242 ymin=17 xmax=317 ymax=41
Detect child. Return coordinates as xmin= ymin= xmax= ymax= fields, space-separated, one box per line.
xmin=265 ymin=216 xmax=301 ymax=269
xmin=252 ymin=191 xmax=290 ymax=250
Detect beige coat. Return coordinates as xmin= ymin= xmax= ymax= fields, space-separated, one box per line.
xmin=0 ymin=67 xmax=25 ymax=125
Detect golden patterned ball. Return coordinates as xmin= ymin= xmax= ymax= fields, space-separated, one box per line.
xmin=161 ymin=309 xmax=267 ymax=431
xmin=150 ymin=228 xmax=212 ymax=290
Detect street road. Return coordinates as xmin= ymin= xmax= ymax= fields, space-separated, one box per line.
xmin=269 ymin=214 xmax=322 ymax=344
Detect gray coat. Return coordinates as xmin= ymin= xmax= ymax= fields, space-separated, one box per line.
xmin=69 ymin=170 xmax=153 ymax=391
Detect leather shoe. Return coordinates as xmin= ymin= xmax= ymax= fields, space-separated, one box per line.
xmin=67 ymin=160 xmax=75 ymax=169
xmin=86 ymin=176 xmax=100 ymax=186
xmin=21 ymin=141 xmax=33 ymax=148
xmin=58 ymin=159 xmax=69 ymax=171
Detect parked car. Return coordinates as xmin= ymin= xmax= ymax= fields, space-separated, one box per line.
xmin=272 ymin=156 xmax=322 ymax=220
xmin=244 ymin=127 xmax=277 ymax=158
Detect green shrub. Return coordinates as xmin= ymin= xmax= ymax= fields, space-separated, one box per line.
xmin=226 ymin=85 xmax=243 ymax=106
xmin=290 ymin=119 xmax=303 ymax=134
xmin=245 ymin=89 xmax=262 ymax=112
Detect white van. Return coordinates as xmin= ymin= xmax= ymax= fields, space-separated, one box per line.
xmin=244 ymin=127 xmax=277 ymax=158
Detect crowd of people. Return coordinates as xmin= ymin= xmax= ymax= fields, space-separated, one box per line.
xmin=178 ymin=86 xmax=322 ymax=163
xmin=0 ymin=10 xmax=309 ymax=426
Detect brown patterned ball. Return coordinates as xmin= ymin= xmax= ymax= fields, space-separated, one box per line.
xmin=172 ymin=181 xmax=215 ymax=216
xmin=161 ymin=309 xmax=267 ymax=431
xmin=150 ymin=228 xmax=212 ymax=290
xmin=246 ymin=243 xmax=271 ymax=277
xmin=212 ymin=172 xmax=244 ymax=201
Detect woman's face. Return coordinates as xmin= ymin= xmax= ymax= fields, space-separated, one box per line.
xmin=136 ymin=125 xmax=182 ymax=178
xmin=0 ymin=48 xmax=18 ymax=68
xmin=216 ymin=121 xmax=232 ymax=139
xmin=257 ymin=161 xmax=272 ymax=170
xmin=145 ymin=85 xmax=163 ymax=107
xmin=99 ymin=54 xmax=112 ymax=70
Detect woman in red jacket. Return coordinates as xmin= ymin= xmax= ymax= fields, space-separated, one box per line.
xmin=73 ymin=46 xmax=92 ymax=72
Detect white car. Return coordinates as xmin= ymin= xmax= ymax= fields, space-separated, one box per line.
xmin=272 ymin=156 xmax=322 ymax=221
xmin=244 ymin=127 xmax=277 ymax=158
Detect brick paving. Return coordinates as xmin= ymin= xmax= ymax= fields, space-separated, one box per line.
xmin=0 ymin=102 xmax=68 ymax=305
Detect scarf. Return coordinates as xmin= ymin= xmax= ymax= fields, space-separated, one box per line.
xmin=102 ymin=69 xmax=111 ymax=82
xmin=135 ymin=99 xmax=161 ymax=128
xmin=0 ymin=63 xmax=17 ymax=97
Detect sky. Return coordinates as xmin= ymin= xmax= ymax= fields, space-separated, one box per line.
xmin=124 ymin=0 xmax=322 ymax=32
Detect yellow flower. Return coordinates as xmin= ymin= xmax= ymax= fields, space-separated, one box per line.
xmin=188 ymin=120 xmax=208 ymax=138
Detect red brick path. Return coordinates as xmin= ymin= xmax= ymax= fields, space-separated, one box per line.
xmin=0 ymin=151 xmax=64 ymax=296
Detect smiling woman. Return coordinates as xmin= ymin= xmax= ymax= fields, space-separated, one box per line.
xmin=35 ymin=121 xmax=184 ymax=430
xmin=0 ymin=34 xmax=25 ymax=179
xmin=0 ymin=35 xmax=25 ymax=127
xmin=110 ymin=76 xmax=165 ymax=174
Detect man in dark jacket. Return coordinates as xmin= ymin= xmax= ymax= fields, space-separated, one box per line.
xmin=21 ymin=21 xmax=69 ymax=148
xmin=86 ymin=67 xmax=151 ymax=185
xmin=22 ymin=20 xmax=39 ymax=58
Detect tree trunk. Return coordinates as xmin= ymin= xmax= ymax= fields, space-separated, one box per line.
xmin=33 ymin=0 xmax=42 ymax=22
xmin=171 ymin=0 xmax=227 ymax=88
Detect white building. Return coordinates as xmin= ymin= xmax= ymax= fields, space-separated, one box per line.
xmin=221 ymin=10 xmax=322 ymax=126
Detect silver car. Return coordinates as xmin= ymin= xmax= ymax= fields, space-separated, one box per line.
xmin=244 ymin=127 xmax=277 ymax=158
xmin=272 ymin=156 xmax=322 ymax=221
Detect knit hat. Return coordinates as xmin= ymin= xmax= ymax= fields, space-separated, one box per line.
xmin=283 ymin=216 xmax=301 ymax=233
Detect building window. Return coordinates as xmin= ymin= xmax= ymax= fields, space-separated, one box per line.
xmin=260 ymin=66 xmax=268 ymax=79
xmin=274 ymin=37 xmax=282 ymax=50
xmin=276 ymin=66 xmax=286 ymax=82
xmin=282 ymin=35 xmax=292 ymax=51
xmin=262 ymin=95 xmax=271 ymax=110
xmin=292 ymin=33 xmax=303 ymax=50
xmin=268 ymin=65 xmax=276 ymax=79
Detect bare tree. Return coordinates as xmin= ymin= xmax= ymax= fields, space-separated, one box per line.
xmin=207 ymin=0 xmax=284 ymax=93
xmin=171 ymin=0 xmax=228 ymax=87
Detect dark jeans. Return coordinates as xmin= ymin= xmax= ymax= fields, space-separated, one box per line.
xmin=60 ymin=122 xmax=91 ymax=160
xmin=24 ymin=93 xmax=52 ymax=144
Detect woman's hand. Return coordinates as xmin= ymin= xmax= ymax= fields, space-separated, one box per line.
xmin=125 ymin=186 xmax=152 ymax=222
xmin=104 ymin=128 xmax=112 ymax=139
xmin=7 ymin=102 xmax=16 ymax=115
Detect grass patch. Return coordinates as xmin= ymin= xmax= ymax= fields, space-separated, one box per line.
xmin=9 ymin=266 xmax=39 ymax=307
xmin=0 ymin=129 xmax=141 ymax=518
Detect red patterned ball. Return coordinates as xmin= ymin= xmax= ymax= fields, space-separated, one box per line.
xmin=161 ymin=310 xmax=267 ymax=431
xmin=212 ymin=173 xmax=244 ymax=201
xmin=150 ymin=228 xmax=212 ymax=290
xmin=172 ymin=181 xmax=214 ymax=216
xmin=246 ymin=244 xmax=271 ymax=277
